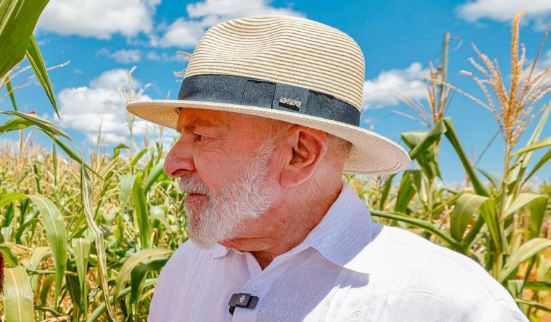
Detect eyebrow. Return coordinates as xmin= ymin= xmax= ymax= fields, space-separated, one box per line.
xmin=176 ymin=118 xmax=216 ymax=133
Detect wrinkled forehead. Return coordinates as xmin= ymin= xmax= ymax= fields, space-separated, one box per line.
xmin=175 ymin=108 xmax=285 ymax=134
xmin=175 ymin=108 xmax=233 ymax=133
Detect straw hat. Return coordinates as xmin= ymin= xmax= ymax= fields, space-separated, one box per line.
xmin=127 ymin=15 xmax=410 ymax=175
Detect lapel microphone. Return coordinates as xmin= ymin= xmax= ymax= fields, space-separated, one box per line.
xmin=228 ymin=293 xmax=259 ymax=315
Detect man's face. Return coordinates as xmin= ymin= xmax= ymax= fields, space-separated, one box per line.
xmin=164 ymin=108 xmax=280 ymax=248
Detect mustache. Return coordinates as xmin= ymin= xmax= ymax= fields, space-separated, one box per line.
xmin=178 ymin=176 xmax=210 ymax=195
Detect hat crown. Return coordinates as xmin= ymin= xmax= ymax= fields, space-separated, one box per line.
xmin=184 ymin=15 xmax=365 ymax=110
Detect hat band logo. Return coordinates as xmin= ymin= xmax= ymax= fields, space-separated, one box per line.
xmin=279 ymin=97 xmax=302 ymax=109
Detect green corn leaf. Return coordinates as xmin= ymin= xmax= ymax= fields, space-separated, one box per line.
xmin=2 ymin=266 xmax=34 ymax=322
xmin=132 ymin=173 xmax=152 ymax=248
xmin=0 ymin=111 xmax=69 ymax=139
xmin=378 ymin=174 xmax=396 ymax=210
xmin=401 ymin=129 xmax=442 ymax=180
xmin=0 ymin=0 xmax=49 ymax=78
xmin=25 ymin=246 xmax=50 ymax=292
xmin=401 ymin=131 xmax=425 ymax=149
xmin=477 ymin=168 xmax=501 ymax=191
xmin=25 ymin=34 xmax=59 ymax=116
xmin=0 ymin=244 xmax=19 ymax=267
xmin=443 ymin=117 xmax=490 ymax=197
xmin=0 ymin=192 xmax=25 ymax=208
xmin=0 ymin=204 xmax=15 ymax=228
xmin=514 ymin=298 xmax=551 ymax=313
xmin=523 ymin=148 xmax=551 ymax=184
xmin=394 ymin=170 xmax=421 ymax=213
xmin=52 ymin=141 xmax=58 ymax=186
xmin=113 ymin=143 xmax=130 ymax=158
xmin=112 ymin=248 xmax=172 ymax=302
xmin=80 ymin=164 xmax=117 ymax=321
xmin=72 ymin=238 xmax=91 ymax=311
xmin=39 ymin=274 xmax=54 ymax=307
xmin=499 ymin=238 xmax=551 ymax=282
xmin=505 ymin=193 xmax=549 ymax=238
xmin=86 ymin=279 xmax=157 ymax=322
xmin=65 ymin=269 xmax=83 ymax=317
xmin=450 ymin=193 xmax=489 ymax=241
xmin=120 ymin=174 xmax=136 ymax=214
xmin=0 ymin=117 xmax=28 ymax=134
xmin=370 ymin=209 xmax=463 ymax=251
xmin=512 ymin=137 xmax=551 ymax=156
xmin=509 ymin=280 xmax=551 ymax=291
xmin=143 ymin=160 xmax=165 ymax=193
xmin=80 ymin=163 xmax=116 ymax=321
xmin=505 ymin=193 xmax=548 ymax=217
xmin=526 ymin=198 xmax=549 ymax=240
xmin=13 ymin=210 xmax=38 ymax=244
xmin=478 ymin=197 xmax=505 ymax=253
xmin=408 ymin=119 xmax=446 ymax=159
xmin=508 ymin=108 xmax=549 ymax=193
xmin=27 ymin=194 xmax=67 ymax=304
xmin=4 ymin=74 xmax=18 ymax=110
xmin=130 ymin=260 xmax=167 ymax=315
xmin=131 ymin=148 xmax=149 ymax=168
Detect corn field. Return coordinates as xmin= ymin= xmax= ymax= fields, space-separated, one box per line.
xmin=0 ymin=2 xmax=550 ymax=321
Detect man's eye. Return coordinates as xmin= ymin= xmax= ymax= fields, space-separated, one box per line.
xmin=193 ymin=133 xmax=206 ymax=142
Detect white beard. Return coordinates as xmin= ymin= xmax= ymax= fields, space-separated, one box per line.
xmin=178 ymin=141 xmax=275 ymax=248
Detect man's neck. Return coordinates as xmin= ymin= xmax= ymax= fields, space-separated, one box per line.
xmin=223 ymin=181 xmax=344 ymax=270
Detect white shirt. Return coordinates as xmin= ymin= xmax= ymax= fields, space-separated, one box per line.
xmin=149 ymin=184 xmax=527 ymax=322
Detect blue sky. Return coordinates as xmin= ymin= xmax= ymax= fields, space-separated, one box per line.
xmin=1 ymin=0 xmax=550 ymax=184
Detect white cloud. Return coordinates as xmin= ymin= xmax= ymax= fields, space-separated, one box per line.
xmin=97 ymin=48 xmax=186 ymax=63
xmin=362 ymin=62 xmax=428 ymax=109
xmin=145 ymin=51 xmax=187 ymax=62
xmin=521 ymin=49 xmax=551 ymax=84
xmin=538 ymin=49 xmax=551 ymax=69
xmin=457 ymin=0 xmax=551 ymax=29
xmin=187 ymin=0 xmax=302 ymax=20
xmin=152 ymin=0 xmax=303 ymax=48
xmin=38 ymin=0 xmax=161 ymax=39
xmin=97 ymin=49 xmax=142 ymax=64
xmin=56 ymin=69 xmax=155 ymax=145
xmin=152 ymin=19 xmax=205 ymax=48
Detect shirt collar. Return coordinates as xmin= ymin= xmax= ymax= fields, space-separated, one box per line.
xmin=295 ymin=183 xmax=375 ymax=274
xmin=209 ymin=183 xmax=376 ymax=274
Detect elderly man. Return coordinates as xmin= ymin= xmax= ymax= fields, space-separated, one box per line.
xmin=128 ymin=15 xmax=526 ymax=322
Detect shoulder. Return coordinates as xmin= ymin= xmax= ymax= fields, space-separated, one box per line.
xmin=153 ymin=239 xmax=205 ymax=289
xmin=154 ymin=240 xmax=217 ymax=292
xmin=362 ymin=225 xmax=525 ymax=320
xmin=159 ymin=240 xmax=207 ymax=275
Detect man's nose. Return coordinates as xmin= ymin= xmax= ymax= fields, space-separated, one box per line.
xmin=164 ymin=138 xmax=195 ymax=178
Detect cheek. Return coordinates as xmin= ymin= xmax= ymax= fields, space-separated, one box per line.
xmin=193 ymin=153 xmax=240 ymax=190
xmin=194 ymin=153 xmax=252 ymax=189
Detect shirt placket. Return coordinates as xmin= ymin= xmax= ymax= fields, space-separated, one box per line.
xmin=231 ymin=251 xmax=264 ymax=322
xmin=231 ymin=246 xmax=310 ymax=322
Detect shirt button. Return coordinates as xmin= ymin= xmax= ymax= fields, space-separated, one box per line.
xmin=252 ymin=283 xmax=262 ymax=292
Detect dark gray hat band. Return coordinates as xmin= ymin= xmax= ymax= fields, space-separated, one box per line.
xmin=178 ymin=74 xmax=361 ymax=126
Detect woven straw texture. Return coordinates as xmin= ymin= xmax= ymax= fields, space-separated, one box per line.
xmin=184 ymin=15 xmax=365 ymax=109
xmin=127 ymin=15 xmax=411 ymax=175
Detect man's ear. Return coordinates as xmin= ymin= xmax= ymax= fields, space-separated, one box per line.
xmin=280 ymin=126 xmax=328 ymax=187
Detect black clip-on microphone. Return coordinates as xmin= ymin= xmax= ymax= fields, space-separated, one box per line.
xmin=228 ymin=293 xmax=259 ymax=315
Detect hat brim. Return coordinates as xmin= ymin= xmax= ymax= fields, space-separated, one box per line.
xmin=127 ymin=100 xmax=410 ymax=175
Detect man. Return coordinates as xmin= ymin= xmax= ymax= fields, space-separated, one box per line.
xmin=127 ymin=15 xmax=526 ymax=322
